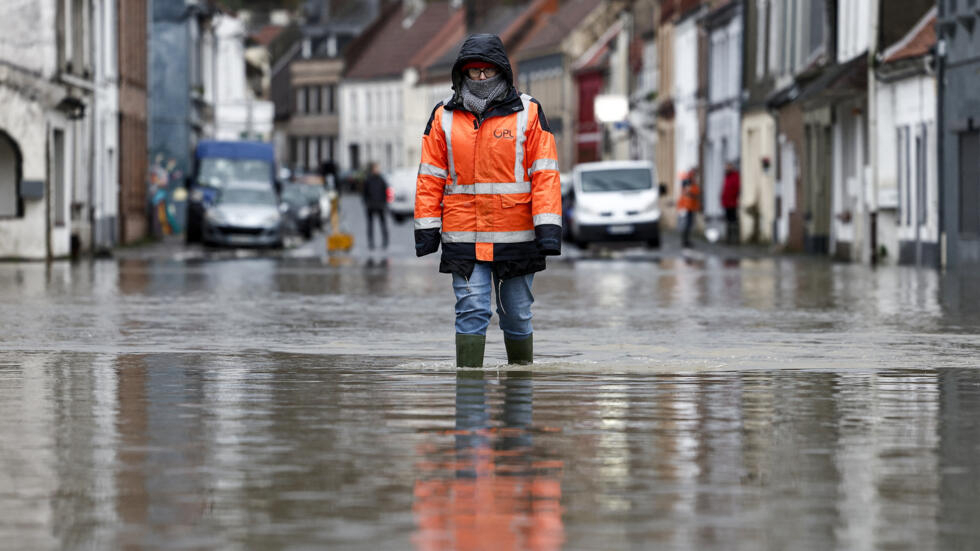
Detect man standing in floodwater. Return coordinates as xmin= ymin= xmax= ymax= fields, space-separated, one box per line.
xmin=413 ymin=34 xmax=562 ymax=368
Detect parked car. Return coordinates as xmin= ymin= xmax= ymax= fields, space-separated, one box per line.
xmin=279 ymin=183 xmax=319 ymax=239
xmin=298 ymin=183 xmax=325 ymax=230
xmin=186 ymin=140 xmax=278 ymax=243
xmin=385 ymin=167 xmax=417 ymax=224
xmin=560 ymin=172 xmax=573 ymax=241
xmin=202 ymin=184 xmax=283 ymax=248
xmin=567 ymin=160 xmax=660 ymax=248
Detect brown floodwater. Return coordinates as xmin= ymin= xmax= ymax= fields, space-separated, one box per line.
xmin=0 ymin=249 xmax=978 ymax=550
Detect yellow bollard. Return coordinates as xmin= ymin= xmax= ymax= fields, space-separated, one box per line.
xmin=326 ymin=194 xmax=353 ymax=252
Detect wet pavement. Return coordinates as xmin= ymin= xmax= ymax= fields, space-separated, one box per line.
xmin=1 ymin=195 xmax=979 ymax=550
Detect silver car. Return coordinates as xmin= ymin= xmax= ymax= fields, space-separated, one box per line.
xmin=202 ymin=185 xmax=283 ymax=248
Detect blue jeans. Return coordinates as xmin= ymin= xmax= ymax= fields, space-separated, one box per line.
xmin=452 ymin=263 xmax=534 ymax=339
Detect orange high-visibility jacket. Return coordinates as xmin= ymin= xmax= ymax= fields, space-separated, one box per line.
xmin=414 ymin=34 xmax=561 ymax=276
xmin=677 ymin=183 xmax=701 ymax=213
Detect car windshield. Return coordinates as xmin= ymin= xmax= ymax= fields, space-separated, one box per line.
xmin=198 ymin=158 xmax=271 ymax=187
xmin=299 ymin=185 xmax=322 ymax=201
xmin=281 ymin=186 xmax=307 ymax=205
xmin=217 ymin=187 xmax=277 ymax=206
xmin=579 ymin=168 xmax=653 ymax=193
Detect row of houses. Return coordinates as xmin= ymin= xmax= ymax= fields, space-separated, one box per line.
xmin=268 ymin=0 xmax=977 ymax=268
xmin=0 ymin=0 xmax=273 ymax=260
xmin=269 ymin=0 xmax=636 ymax=180
xmin=646 ymin=0 xmax=975 ymax=268
xmin=3 ymin=0 xmax=976 ymax=268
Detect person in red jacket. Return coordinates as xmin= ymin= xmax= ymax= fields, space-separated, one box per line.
xmin=721 ymin=162 xmax=741 ymax=245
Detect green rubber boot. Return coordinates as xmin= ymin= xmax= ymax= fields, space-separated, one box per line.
xmin=504 ymin=334 xmax=533 ymax=365
xmin=456 ymin=333 xmax=486 ymax=368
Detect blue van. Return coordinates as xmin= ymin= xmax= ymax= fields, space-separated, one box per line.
xmin=185 ymin=140 xmax=278 ymax=243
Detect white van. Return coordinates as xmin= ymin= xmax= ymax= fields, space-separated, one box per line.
xmin=384 ymin=167 xmax=417 ymax=223
xmin=568 ymin=160 xmax=660 ymax=248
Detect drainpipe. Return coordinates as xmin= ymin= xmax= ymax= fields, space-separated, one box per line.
xmin=936 ymin=38 xmax=946 ymax=269
xmin=867 ymin=0 xmax=880 ymax=266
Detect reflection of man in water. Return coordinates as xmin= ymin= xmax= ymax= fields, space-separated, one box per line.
xmin=413 ymin=371 xmax=564 ymax=551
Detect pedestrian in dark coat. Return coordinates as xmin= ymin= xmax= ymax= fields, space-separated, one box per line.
xmin=721 ymin=162 xmax=741 ymax=245
xmin=362 ymin=162 xmax=389 ymax=250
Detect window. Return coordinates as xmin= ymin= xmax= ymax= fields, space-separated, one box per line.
xmin=53 ymin=129 xmax=66 ymax=226
xmin=769 ymin=0 xmax=781 ymax=76
xmin=296 ymin=88 xmax=306 ymax=114
xmin=320 ymin=136 xmax=334 ymax=162
xmin=349 ymin=143 xmax=360 ymax=170
xmin=786 ymin=0 xmax=797 ymax=75
xmin=809 ymin=0 xmax=826 ymax=61
xmin=959 ymin=131 xmax=980 ymax=235
xmin=308 ymin=137 xmax=319 ymax=169
xmin=296 ymin=136 xmax=306 ymax=168
xmin=308 ymin=86 xmax=320 ymax=114
xmin=323 ymin=85 xmax=335 ymax=114
xmin=898 ymin=126 xmax=911 ymax=225
xmin=756 ymin=0 xmax=770 ymax=79
xmin=0 ymin=132 xmax=22 ymax=218
xmin=59 ymin=0 xmax=91 ymax=74
xmin=916 ymin=128 xmax=927 ymax=227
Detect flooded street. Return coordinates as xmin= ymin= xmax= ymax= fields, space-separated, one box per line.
xmin=1 ymin=199 xmax=979 ymax=550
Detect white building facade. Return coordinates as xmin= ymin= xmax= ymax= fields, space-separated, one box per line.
xmin=673 ymin=14 xmax=700 ymax=196
xmin=874 ymin=9 xmax=939 ymax=267
xmin=403 ymin=72 xmax=452 ymax=172
xmin=91 ymin=0 xmax=120 ymax=252
xmin=0 ymin=0 xmax=109 ymax=259
xmin=704 ymin=4 xmax=743 ymax=230
xmin=211 ymin=15 xmax=273 ymax=142
xmin=339 ymin=79 xmax=404 ymax=173
xmin=831 ymin=0 xmax=871 ymax=261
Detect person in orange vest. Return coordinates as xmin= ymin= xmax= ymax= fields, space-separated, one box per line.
xmin=414 ymin=34 xmax=562 ymax=368
xmin=677 ymin=170 xmax=701 ymax=248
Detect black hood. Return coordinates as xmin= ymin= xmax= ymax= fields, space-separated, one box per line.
xmin=448 ymin=34 xmax=519 ymax=111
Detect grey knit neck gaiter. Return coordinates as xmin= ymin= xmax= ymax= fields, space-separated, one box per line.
xmin=461 ymin=73 xmax=507 ymax=117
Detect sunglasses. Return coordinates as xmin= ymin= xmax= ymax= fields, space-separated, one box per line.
xmin=466 ymin=67 xmax=499 ymax=79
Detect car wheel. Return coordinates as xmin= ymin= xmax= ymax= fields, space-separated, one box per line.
xmin=645 ymin=225 xmax=661 ymax=249
xmin=186 ymin=222 xmax=201 ymax=243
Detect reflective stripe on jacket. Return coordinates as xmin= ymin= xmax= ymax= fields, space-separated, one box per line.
xmin=414 ymin=94 xmax=561 ymax=263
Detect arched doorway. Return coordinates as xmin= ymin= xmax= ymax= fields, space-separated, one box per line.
xmin=0 ymin=130 xmax=23 ymax=218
